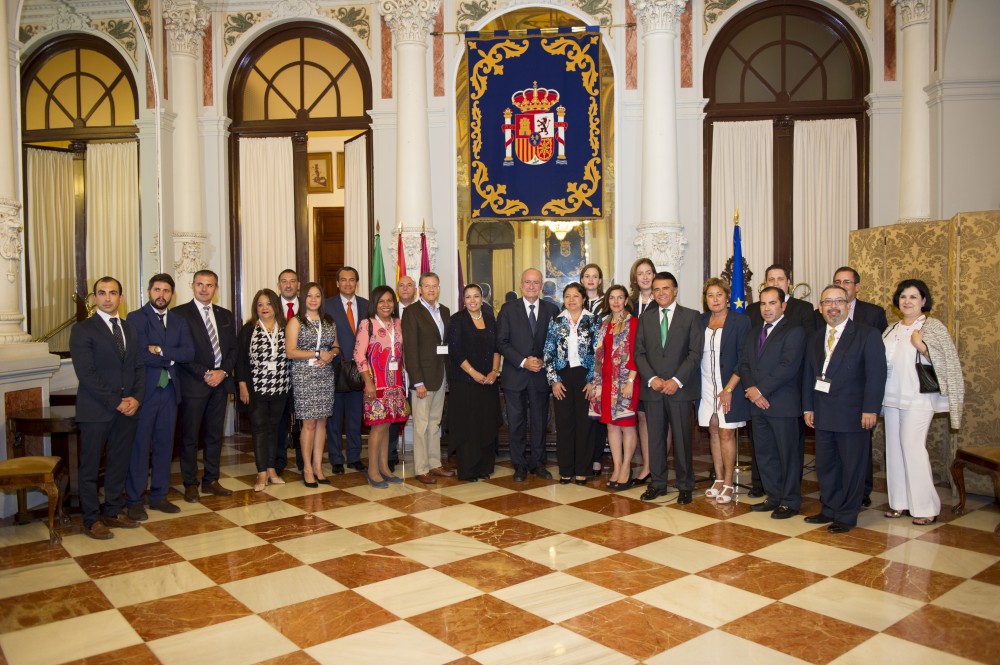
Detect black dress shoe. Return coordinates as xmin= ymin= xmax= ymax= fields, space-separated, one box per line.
xmin=332 ymin=464 xmax=345 ymax=475
xmin=126 ymin=504 xmax=148 ymax=521
xmin=747 ymin=487 xmax=766 ymax=498
xmin=533 ymin=467 xmax=553 ymax=480
xmin=751 ymin=501 xmax=779 ymax=512
xmin=184 ymin=485 xmax=200 ymax=503
xmin=862 ymin=494 xmax=872 ymax=507
xmin=634 ymin=474 xmax=650 ymax=485
xmin=641 ymin=486 xmax=668 ymax=502
xmin=149 ymin=500 xmax=181 ymax=514
xmin=828 ymin=522 xmax=853 ymax=534
xmin=677 ymin=490 xmax=693 ymax=505
xmin=560 ymin=477 xmax=572 ymax=485
xmin=388 ymin=462 xmax=397 ymax=473
xmin=804 ymin=513 xmax=834 ymax=524
xmin=771 ymin=505 xmax=799 ymax=520
xmin=202 ymin=481 xmax=233 ymax=497
xmin=574 ymin=478 xmax=587 ymax=486
xmin=479 ymin=474 xmax=491 ymax=480
xmin=513 ymin=467 xmax=528 ymax=482
xmin=349 ymin=461 xmax=366 ymax=472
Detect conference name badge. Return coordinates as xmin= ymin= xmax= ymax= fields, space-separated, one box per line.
xmin=814 ymin=377 xmax=831 ymax=393
xmin=437 ymin=345 xmax=449 ymax=355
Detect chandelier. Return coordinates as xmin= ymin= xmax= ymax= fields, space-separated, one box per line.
xmin=531 ymin=220 xmax=587 ymax=240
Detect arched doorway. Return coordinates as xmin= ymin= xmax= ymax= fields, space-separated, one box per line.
xmin=466 ymin=221 xmax=514 ymax=308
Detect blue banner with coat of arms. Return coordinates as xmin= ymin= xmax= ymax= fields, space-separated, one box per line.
xmin=466 ymin=27 xmax=603 ymax=220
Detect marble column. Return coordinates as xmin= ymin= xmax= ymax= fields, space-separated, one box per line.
xmin=894 ymin=0 xmax=931 ymax=223
xmin=629 ymin=0 xmax=688 ymax=272
xmin=379 ymin=0 xmax=440 ymax=270
xmin=163 ymin=0 xmax=209 ymax=302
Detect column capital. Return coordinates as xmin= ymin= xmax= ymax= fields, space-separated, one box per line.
xmin=628 ymin=0 xmax=687 ymax=35
xmin=391 ymin=228 xmax=437 ymax=272
xmin=634 ymin=223 xmax=687 ymax=273
xmin=163 ymin=0 xmax=209 ymax=57
xmin=892 ymin=0 xmax=930 ymax=28
xmin=379 ymin=0 xmax=441 ymax=45
xmin=172 ymin=231 xmax=209 ymax=276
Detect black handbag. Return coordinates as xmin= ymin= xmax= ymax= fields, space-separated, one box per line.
xmin=915 ymin=356 xmax=939 ymax=394
xmin=334 ymin=319 xmax=371 ymax=393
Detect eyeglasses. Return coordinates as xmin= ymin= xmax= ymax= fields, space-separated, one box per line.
xmin=820 ymin=299 xmax=847 ymax=307
xmin=833 ymin=280 xmax=855 ymax=286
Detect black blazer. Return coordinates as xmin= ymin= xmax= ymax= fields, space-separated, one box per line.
xmin=127 ymin=303 xmax=195 ymax=405
xmin=497 ymin=297 xmax=560 ymax=392
xmin=813 ymin=298 xmax=888 ymax=333
xmin=802 ymin=319 xmax=887 ymax=432
xmin=634 ymin=303 xmax=703 ymax=403
xmin=700 ymin=310 xmax=752 ymax=423
xmin=446 ymin=308 xmax=497 ymax=384
xmin=70 ymin=314 xmax=145 ymax=423
xmin=738 ymin=317 xmax=806 ymax=418
xmin=750 ymin=296 xmax=816 ymax=332
xmin=172 ymin=300 xmax=238 ymax=398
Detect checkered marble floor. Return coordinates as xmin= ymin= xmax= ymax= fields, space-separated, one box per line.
xmin=2 ymin=437 xmax=999 ymax=665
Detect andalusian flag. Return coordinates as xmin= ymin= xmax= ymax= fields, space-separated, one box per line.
xmin=371 ymin=225 xmax=386 ymax=290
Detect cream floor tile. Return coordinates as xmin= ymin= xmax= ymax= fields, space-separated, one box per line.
xmin=93 ymin=561 xmax=215 ymax=606
xmin=0 ymin=609 xmax=141 ymax=665
xmin=949 ymin=509 xmax=1000 ymax=534
xmin=727 ymin=512 xmax=825 ymax=537
xmin=215 ymin=477 xmax=252 ymax=492
xmin=831 ymin=633 xmax=981 ymax=665
xmin=354 ymin=568 xmax=482 ymax=618
xmin=649 ymin=628 xmax=809 ymax=665
xmin=0 ymin=558 xmax=90 ymax=600
xmin=521 ymin=483 xmax=606 ymax=505
xmin=313 ymin=501 xmax=406 ymax=527
xmin=0 ymin=522 xmax=51 ymax=548
xmin=634 ymin=575 xmax=772 ymax=628
xmin=879 ymin=540 xmax=998 ymax=578
xmin=506 ymin=534 xmax=617 ymax=571
xmin=274 ymin=529 xmax=379 ymax=564
xmin=472 ymin=624 xmax=634 ymax=665
xmin=515 ymin=504 xmax=612 ymax=532
xmin=262 ymin=481 xmax=337 ymax=500
xmin=627 ymin=535 xmax=740 ymax=573
xmin=147 ymin=615 xmax=298 ymax=665
xmin=491 ymin=571 xmax=624 ymax=622
xmin=414 ymin=504 xmax=507 ymax=530
xmin=781 ymin=577 xmax=924 ymax=631
xmin=434 ymin=481 xmax=514 ymax=502
xmin=486 ymin=465 xmax=514 ymax=478
xmin=214 ymin=500 xmax=306 ymax=526
xmin=853 ymin=509 xmax=943 ymax=537
xmin=389 ymin=531 xmax=497 ymax=567
xmin=218 ymin=461 xmax=261 ymax=477
xmin=753 ymin=538 xmax=869 ymax=576
xmin=59 ymin=526 xmax=160 ymax=557
xmin=619 ymin=506 xmax=718 ymax=534
xmin=222 ymin=564 xmax=348 ymax=613
xmin=144 ymin=498 xmax=211 ymax=522
xmin=343 ymin=481 xmax=427 ymax=501
xmin=931 ymin=579 xmax=1000 ymax=622
xmin=164 ymin=527 xmax=268 ymax=560
xmin=306 ymin=620 xmax=464 ymax=665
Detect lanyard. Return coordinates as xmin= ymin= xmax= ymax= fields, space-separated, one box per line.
xmin=257 ymin=320 xmax=279 ymax=360
xmin=309 ymin=317 xmax=323 ymax=352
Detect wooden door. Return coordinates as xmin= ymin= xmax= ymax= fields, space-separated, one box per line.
xmin=315 ymin=207 xmax=344 ymax=296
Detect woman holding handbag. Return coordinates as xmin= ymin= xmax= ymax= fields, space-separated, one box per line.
xmin=354 ymin=285 xmax=409 ymax=488
xmin=882 ymin=279 xmax=964 ymax=525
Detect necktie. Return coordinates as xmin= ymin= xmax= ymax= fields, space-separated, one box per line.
xmin=110 ymin=317 xmax=125 ymax=359
xmin=346 ymin=300 xmax=356 ymax=333
xmin=660 ymin=308 xmax=670 ymax=346
xmin=827 ymin=327 xmax=837 ymax=353
xmin=528 ymin=304 xmax=537 ymax=334
xmin=156 ymin=312 xmax=169 ymax=388
xmin=286 ymin=302 xmax=294 ymax=320
xmin=204 ymin=306 xmax=223 ymax=367
xmin=757 ymin=322 xmax=772 ymax=357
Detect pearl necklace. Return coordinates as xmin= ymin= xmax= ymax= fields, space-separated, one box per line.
xmin=470 ymin=311 xmax=483 ymax=321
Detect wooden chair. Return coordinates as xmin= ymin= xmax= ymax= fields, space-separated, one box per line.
xmin=951 ymin=446 xmax=1000 ymax=535
xmin=0 ymin=456 xmax=68 ymax=545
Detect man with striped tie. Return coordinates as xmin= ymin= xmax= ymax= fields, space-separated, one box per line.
xmin=174 ymin=270 xmax=238 ymax=503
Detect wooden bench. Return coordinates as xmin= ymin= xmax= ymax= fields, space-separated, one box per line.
xmin=950 ymin=446 xmax=1000 ymax=535
xmin=0 ymin=456 xmax=68 ymax=545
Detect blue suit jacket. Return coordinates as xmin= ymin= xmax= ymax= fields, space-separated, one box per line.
xmin=127 ymin=303 xmax=195 ymax=404
xmin=325 ymin=294 xmax=369 ymax=362
xmin=497 ymin=297 xmax=560 ymax=392
xmin=701 ymin=310 xmax=752 ymax=423
xmin=738 ymin=317 xmax=806 ymax=418
xmin=70 ymin=314 xmax=146 ymax=423
xmin=172 ymin=300 xmax=238 ymax=398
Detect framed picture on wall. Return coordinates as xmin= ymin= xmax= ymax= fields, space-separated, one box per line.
xmin=336 ymin=151 xmax=345 ymax=190
xmin=307 ymin=152 xmax=333 ymax=193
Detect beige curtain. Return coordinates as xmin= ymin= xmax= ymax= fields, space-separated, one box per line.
xmin=793 ymin=119 xmax=858 ymax=305
xmin=492 ymin=248 xmax=513 ymax=302
xmin=239 ymin=137 xmax=296 ymax=317
xmin=710 ymin=121 xmax=774 ymax=286
xmin=344 ymin=135 xmax=370 ymax=296
xmin=86 ymin=142 xmax=139 ymax=309
xmin=26 ymin=148 xmax=75 ymax=351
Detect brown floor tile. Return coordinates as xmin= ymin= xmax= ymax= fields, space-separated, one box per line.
xmin=75 ymin=542 xmax=185 ymax=579
xmin=283 ymin=489 xmax=368 ymax=512
xmin=801 ymin=478 xmax=822 ymax=495
xmin=916 ymin=523 xmax=1000 ymax=556
xmin=242 ymin=514 xmax=340 ymax=543
xmin=260 ymin=591 xmax=398 ymax=648
xmin=409 ymin=594 xmax=551 ymax=653
xmin=833 ymin=558 xmax=964 ymax=602
xmin=0 ymin=540 xmax=70 ymax=571
xmin=442 ymin=658 xmax=480 ymax=665
xmin=470 ymin=492 xmax=560 ymax=517
xmin=722 ymin=602 xmax=876 ymax=664
xmin=561 ymin=598 xmax=711 ymax=661
xmin=797 ymin=526 xmax=908 ymax=556
xmin=254 ymin=652 xmax=320 ymax=665
xmin=347 ymin=515 xmax=447 ymax=546
xmin=698 ymin=555 xmax=826 ymax=600
xmin=435 ymin=551 xmax=552 ymax=593
xmin=884 ymin=605 xmax=1000 ymax=664
xmin=971 ymin=559 xmax=1000 ymax=586
xmin=564 ymin=553 xmax=687 ymax=596
xmin=671 ymin=495 xmax=754 ymax=520
xmin=486 ymin=473 xmax=557 ymax=491
xmin=377 ymin=492 xmax=464 ymax=514
xmin=141 ymin=512 xmax=238 ymax=540
xmin=62 ymin=644 xmax=160 ymax=665
xmin=456 ymin=517 xmax=557 ymax=548
xmin=197 ymin=488 xmax=279 ymax=511
xmin=118 ymin=586 xmax=252 ymax=641
xmin=188 ymin=544 xmax=302 ymax=584
xmin=567 ymin=519 xmax=670 ymax=550
xmin=682 ymin=522 xmax=788 ymax=553
xmin=0 ymin=582 xmax=112 ymax=633
xmin=312 ymin=547 xmax=426 ymax=588
xmin=568 ymin=494 xmax=660 ymax=518
xmin=321 ymin=472 xmax=377 ymax=490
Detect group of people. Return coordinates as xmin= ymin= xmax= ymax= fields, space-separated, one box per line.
xmin=71 ymin=258 xmax=964 ymax=540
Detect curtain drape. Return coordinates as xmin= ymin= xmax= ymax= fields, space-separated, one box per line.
xmin=239 ymin=137 xmax=295 ymax=317
xmin=26 ymin=148 xmax=75 ymax=351
xmin=793 ymin=118 xmax=858 ymax=305
xmin=344 ymin=134 xmax=370 ymax=296
xmin=492 ymin=248 xmax=513 ymax=304
xmin=86 ymin=141 xmax=139 ymax=308
xmin=710 ymin=121 xmax=774 ymax=289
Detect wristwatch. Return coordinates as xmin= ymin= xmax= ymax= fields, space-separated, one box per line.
xmin=153 ymin=346 xmax=162 ymax=355
xmin=314 ymin=350 xmax=321 ymax=359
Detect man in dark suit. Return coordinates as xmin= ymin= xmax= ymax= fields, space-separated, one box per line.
xmin=803 ymin=285 xmax=887 ymax=533
xmin=324 ymin=266 xmax=368 ymax=474
xmin=125 ymin=273 xmax=194 ymax=521
xmin=634 ymin=272 xmax=704 ymax=504
xmin=401 ymin=272 xmax=453 ymax=484
xmin=275 ymin=268 xmax=301 ymax=477
xmin=71 ymin=277 xmax=145 ymax=539
xmin=497 ymin=268 xmax=559 ymax=482
xmin=173 ymin=270 xmax=237 ymax=503
xmin=739 ymin=287 xmax=807 ymax=519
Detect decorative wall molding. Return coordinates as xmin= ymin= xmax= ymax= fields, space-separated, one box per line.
xmin=95 ymin=18 xmax=139 ymax=60
xmin=327 ymin=6 xmax=373 ymax=48
xmin=379 ymin=0 xmax=442 ymax=45
xmin=633 ymin=224 xmax=687 ymax=272
xmin=272 ymin=0 xmax=323 ymax=21
xmin=0 ymin=199 xmax=24 ymax=285
xmin=223 ymin=11 xmax=269 ymax=56
xmin=704 ymin=0 xmax=872 ymax=35
xmin=892 ymin=0 xmax=930 ymax=28
xmin=163 ymin=0 xmax=210 ymax=57
xmin=629 ymin=0 xmax=687 ymax=34
xmin=172 ymin=231 xmax=209 ymax=275
xmin=390 ymin=229 xmax=438 ymax=272
xmin=50 ymin=3 xmax=93 ymax=33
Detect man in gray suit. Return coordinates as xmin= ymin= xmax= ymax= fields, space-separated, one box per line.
xmin=634 ymin=272 xmax=703 ymax=504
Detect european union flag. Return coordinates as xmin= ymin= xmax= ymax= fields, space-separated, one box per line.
xmin=730 ymin=223 xmax=746 ymax=312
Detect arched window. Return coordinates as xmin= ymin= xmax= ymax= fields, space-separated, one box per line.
xmin=467 ymin=221 xmax=515 ymax=307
